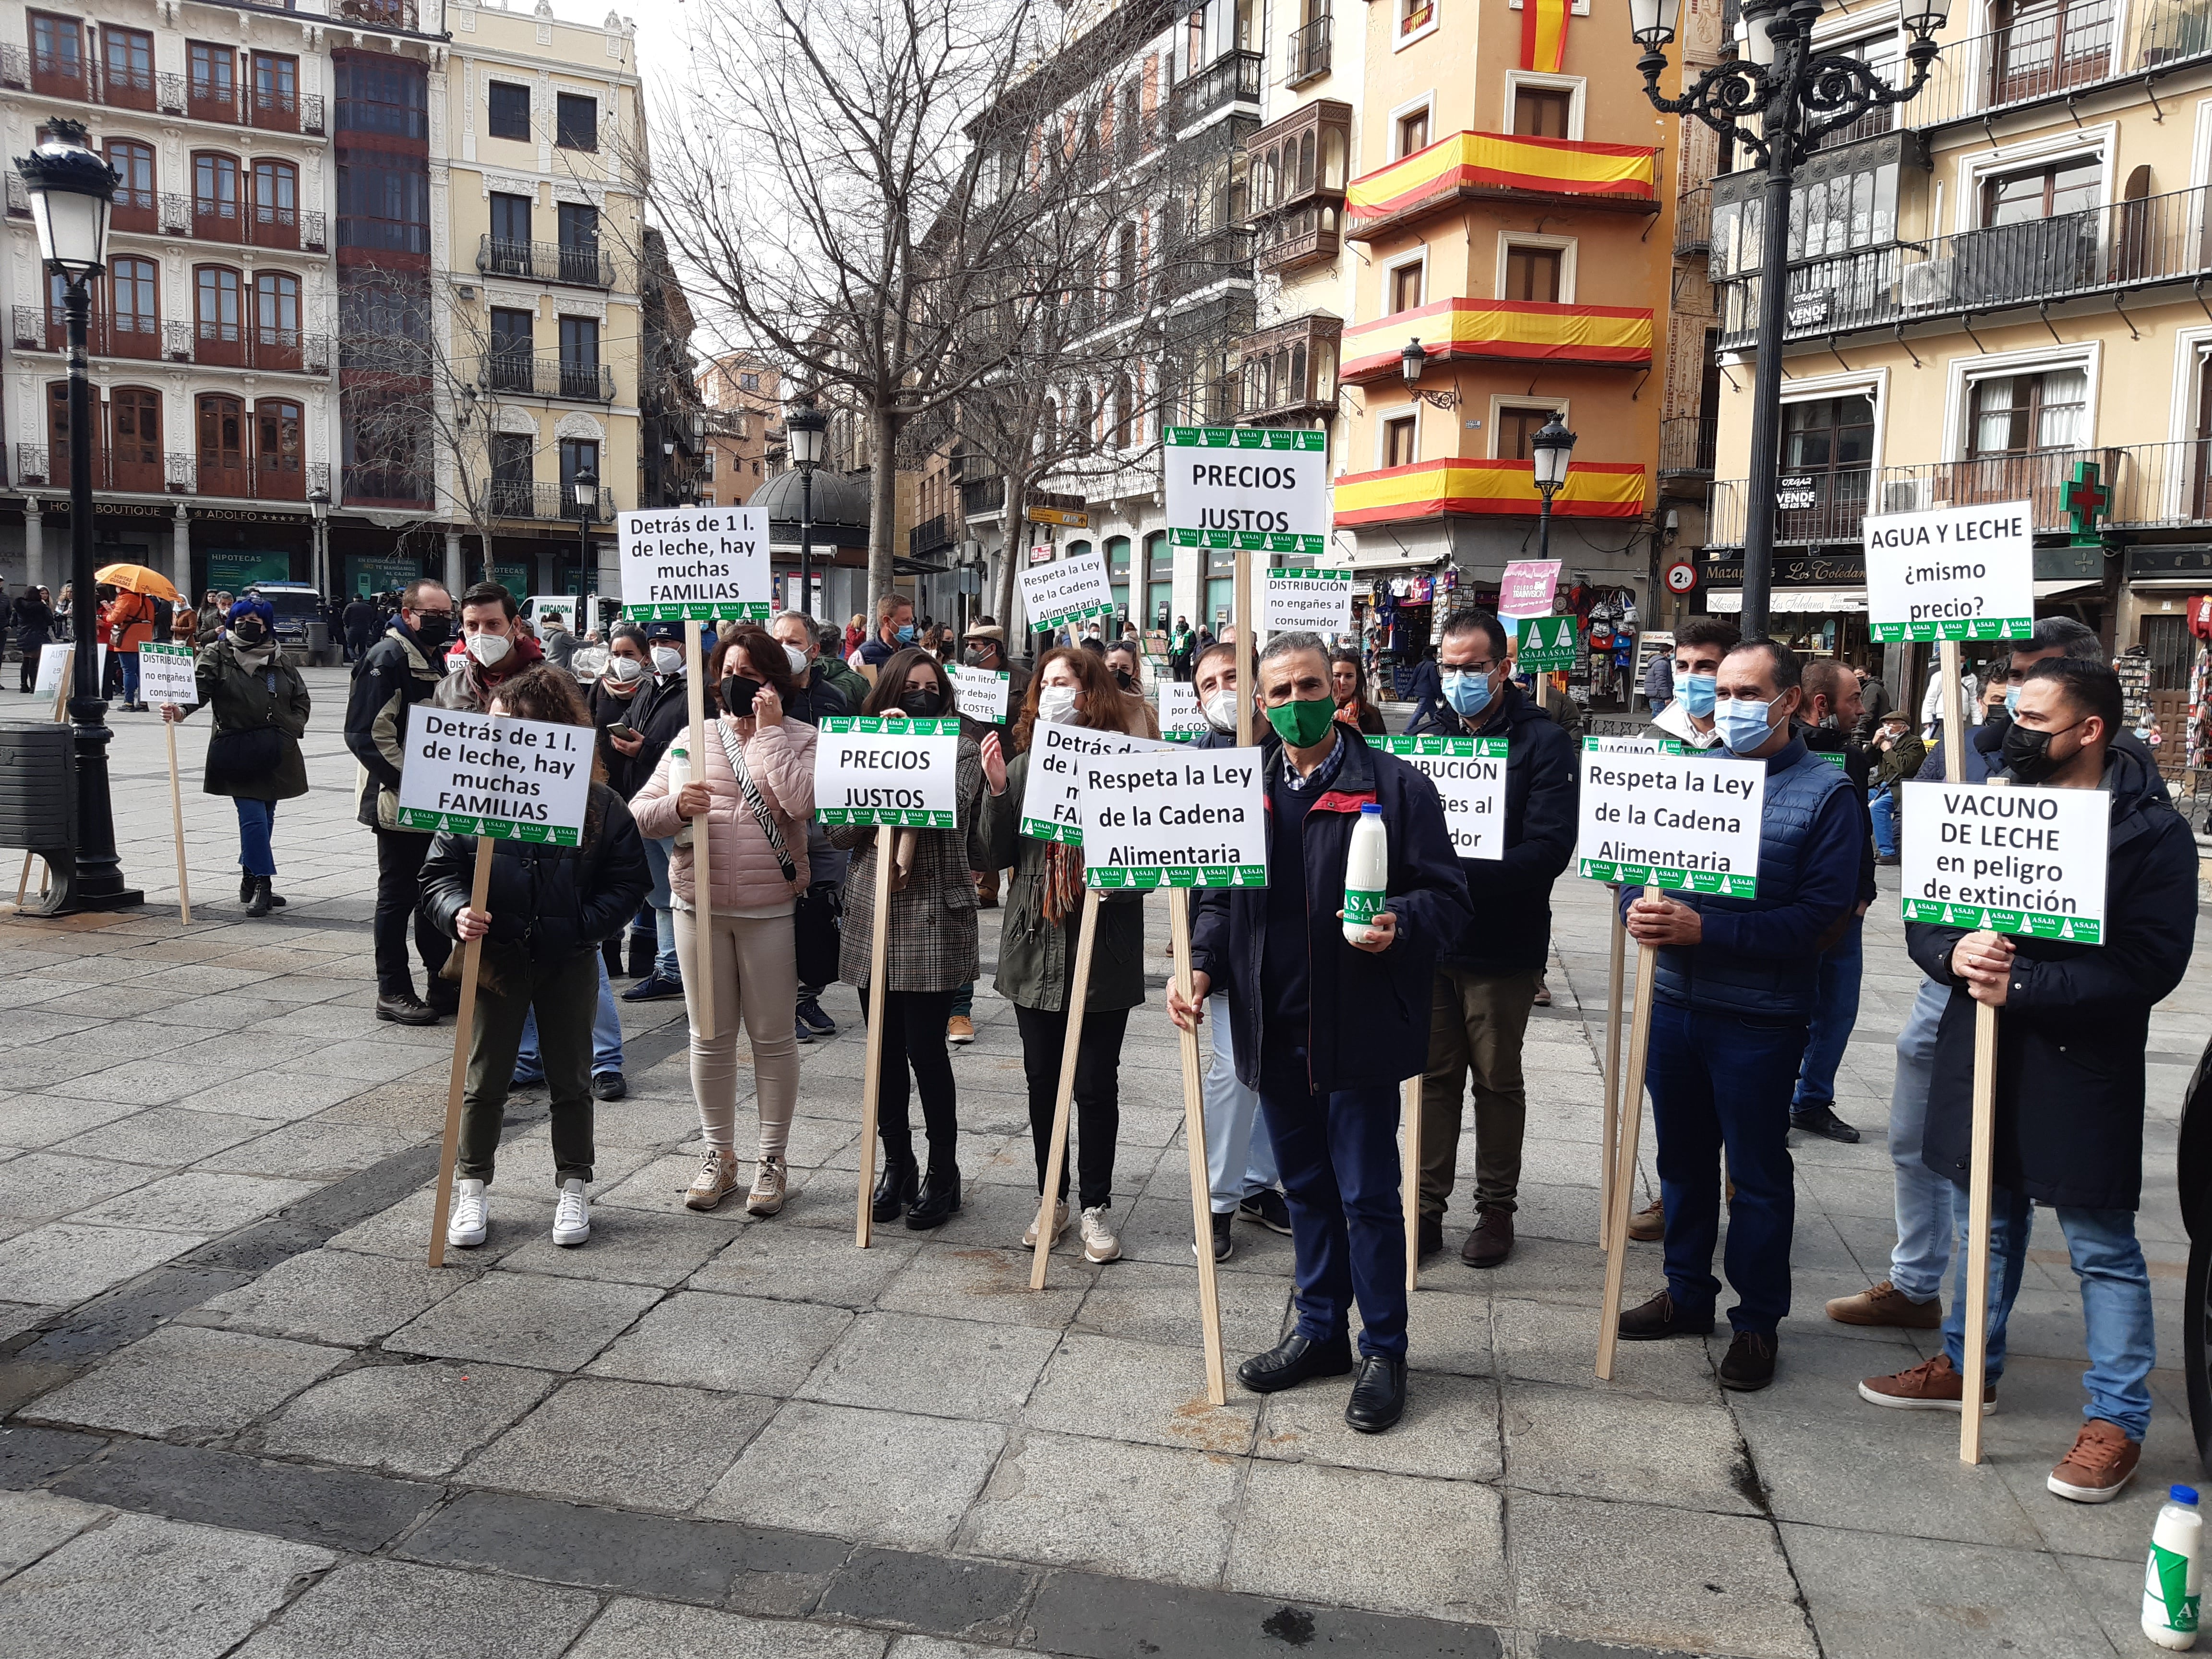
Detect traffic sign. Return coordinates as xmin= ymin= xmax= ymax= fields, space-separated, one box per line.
xmin=1026 ymin=506 xmax=1090 ymax=529
xmin=1663 ymin=560 xmax=1698 ymax=595
xmin=1516 ymin=614 xmax=1578 ymax=671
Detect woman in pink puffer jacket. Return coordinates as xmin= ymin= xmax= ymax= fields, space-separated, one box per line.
xmin=631 ymin=625 xmax=816 ymax=1217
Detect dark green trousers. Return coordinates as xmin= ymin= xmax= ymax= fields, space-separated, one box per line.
xmin=459 ymin=943 xmax=597 ymax=1186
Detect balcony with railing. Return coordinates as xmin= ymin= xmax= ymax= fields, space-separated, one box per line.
xmin=489 ymin=479 xmax=616 ymax=522
xmin=14 ymin=445 xmax=329 ymax=502
xmin=1347 ymin=130 xmax=1659 ymax=240
xmin=336 ymin=0 xmax=422 ymax=30
xmin=476 ymin=236 xmax=617 ymax=289
xmin=910 ymin=513 xmax=956 ymax=558
xmin=1160 ymin=226 xmax=1256 ymax=303
xmin=13 ymin=306 xmax=162 ymax=360
xmin=1675 ymin=183 xmax=1712 ymax=258
xmin=12 ymin=307 xmax=328 ymax=373
xmin=1285 ymin=15 xmax=1331 ymax=86
xmin=343 ymin=465 xmax=433 ymax=509
xmin=191 ymin=323 xmax=331 ymax=375
xmin=1245 ymin=99 xmax=1351 ymax=278
xmin=960 ymin=474 xmax=1007 ymax=518
xmin=481 ymin=353 xmax=618 ymax=402
xmin=1235 ymin=313 xmax=1342 ymax=422
xmin=1659 ymin=412 xmax=1719 ymax=480
xmin=1168 ymin=49 xmax=1262 ymax=129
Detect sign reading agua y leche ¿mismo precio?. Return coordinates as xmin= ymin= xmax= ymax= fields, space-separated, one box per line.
xmin=1163 ymin=427 xmax=1328 ymax=557
xmin=814 ymin=716 xmax=961 ymax=828
xmin=1574 ymin=741 xmax=1766 ymax=896
xmin=397 ymin=709 xmax=595 ymax=843
xmin=1898 ymin=780 xmax=2109 ymax=942
xmin=619 ymin=505 xmax=772 ymax=622
xmin=1078 ymin=745 xmax=1268 ymax=888
xmin=1863 ymin=501 xmax=2034 ymax=643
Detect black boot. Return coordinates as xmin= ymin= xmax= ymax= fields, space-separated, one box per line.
xmin=625 ymin=931 xmax=655 ymax=978
xmin=872 ymin=1148 xmax=919 ymax=1223
xmin=905 ymin=1160 xmax=962 ymax=1230
xmin=244 ymin=876 xmax=272 ymax=918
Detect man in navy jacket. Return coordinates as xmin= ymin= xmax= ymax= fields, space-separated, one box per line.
xmin=1173 ymin=632 xmax=1470 ymax=1433
xmin=1616 ymin=639 xmax=1859 ymax=1393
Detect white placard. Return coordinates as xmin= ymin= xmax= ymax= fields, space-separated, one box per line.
xmin=137 ymin=641 xmax=199 ymax=707
xmin=1078 ymin=744 xmax=1268 ymax=889
xmin=1370 ymin=735 xmax=1506 ymax=861
xmin=1863 ymin=501 xmax=2034 ymax=643
xmin=35 ymin=643 xmax=107 ymax=695
xmin=1261 ymin=568 xmax=1354 ymax=636
xmin=1018 ymin=721 xmax=1173 ymax=843
xmin=618 ymin=505 xmax=771 ymax=622
xmin=950 ymin=664 xmax=1010 ymax=725
xmin=527 ymin=595 xmax=577 ymax=632
xmin=395 ymin=708 xmax=595 ymax=844
xmin=1157 ymin=681 xmax=1207 ymax=742
xmin=1575 ymin=739 xmax=1766 ymax=897
xmin=1016 ymin=546 xmax=1117 ymax=632
xmin=1163 ymin=428 xmax=1328 ymax=557
xmin=1898 ymin=779 xmax=2110 ymax=943
xmin=814 ymin=716 xmax=961 ymax=828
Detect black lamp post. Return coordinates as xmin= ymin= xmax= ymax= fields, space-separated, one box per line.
xmin=571 ymin=466 xmax=597 ymax=594
xmin=784 ymin=403 xmax=827 ymax=616
xmin=1530 ymin=415 xmax=1578 ymax=564
xmin=18 ymin=119 xmax=137 ymax=911
xmin=1628 ymin=0 xmax=1946 ymax=635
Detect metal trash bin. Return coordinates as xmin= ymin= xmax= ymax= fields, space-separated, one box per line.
xmin=0 ymin=722 xmax=78 ymax=915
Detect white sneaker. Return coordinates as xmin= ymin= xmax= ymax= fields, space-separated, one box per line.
xmin=446 ymin=1179 xmax=489 ymax=1249
xmin=1022 ymin=1198 xmax=1069 ymax=1250
xmin=551 ymin=1178 xmax=590 ymax=1247
xmin=1080 ymin=1204 xmax=1120 ymax=1263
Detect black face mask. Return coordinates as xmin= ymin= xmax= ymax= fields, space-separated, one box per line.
xmin=2000 ymin=717 xmax=2082 ymax=785
xmin=413 ymin=612 xmax=452 ymax=649
xmin=899 ymin=688 xmax=944 ymax=718
xmin=1113 ymin=668 xmax=1136 ymax=691
xmin=232 ymin=619 xmax=267 ymax=645
xmin=720 ymin=675 xmax=760 ymax=717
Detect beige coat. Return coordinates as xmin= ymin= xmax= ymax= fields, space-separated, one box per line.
xmin=631 ymin=715 xmax=816 ymax=913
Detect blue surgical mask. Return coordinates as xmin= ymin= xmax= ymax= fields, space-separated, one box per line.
xmin=1679 ymin=673 xmax=1718 ymax=718
xmin=895 ymin=624 xmax=917 ymax=645
xmin=1443 ymin=670 xmax=1493 ymax=719
xmin=1716 ymin=697 xmax=1776 ymax=755
xmin=2004 ymin=685 xmax=2020 ymax=715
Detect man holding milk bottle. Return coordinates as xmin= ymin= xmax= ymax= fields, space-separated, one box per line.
xmin=1171 ymin=632 xmax=1469 ymax=1434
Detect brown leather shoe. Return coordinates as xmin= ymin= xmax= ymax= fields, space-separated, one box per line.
xmin=1826 ymin=1279 xmax=1942 ymax=1329
xmin=1857 ymin=1352 xmax=1994 ymax=1414
xmin=2047 ymin=1419 xmax=2141 ymax=1503
xmin=1625 ymin=1199 xmax=1664 ymax=1242
xmin=1461 ymin=1207 xmax=1514 ymax=1268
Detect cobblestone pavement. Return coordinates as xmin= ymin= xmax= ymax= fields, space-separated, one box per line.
xmin=0 ymin=668 xmax=2207 ymax=1658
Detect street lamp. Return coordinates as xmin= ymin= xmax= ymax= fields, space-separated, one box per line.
xmin=309 ymin=484 xmax=331 ymax=601
xmin=784 ymin=402 xmax=828 ymax=617
xmin=571 ymin=465 xmax=597 ymax=596
xmin=1629 ymin=0 xmax=1946 ymax=635
xmin=17 ymin=118 xmax=137 ymax=911
xmin=1399 ymin=338 xmax=1461 ymax=410
xmin=1530 ymin=415 xmax=1578 ymax=564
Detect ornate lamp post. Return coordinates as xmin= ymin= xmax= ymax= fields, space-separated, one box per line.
xmin=1399 ymin=337 xmax=1461 ymax=410
xmin=1628 ymin=0 xmax=1948 ymax=634
xmin=1531 ymin=415 xmax=1578 ymax=563
xmin=784 ymin=402 xmax=828 ymax=616
xmin=571 ymin=466 xmax=597 ymax=594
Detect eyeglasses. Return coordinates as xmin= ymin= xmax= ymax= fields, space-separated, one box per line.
xmin=412 ymin=607 xmax=455 ymax=621
xmin=1446 ymin=661 xmax=1499 ymax=676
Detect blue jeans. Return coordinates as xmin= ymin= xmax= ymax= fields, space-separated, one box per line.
xmin=1792 ymin=915 xmax=1863 ymax=1113
xmin=1868 ymin=786 xmax=1899 ymax=858
xmin=1203 ymin=991 xmax=1278 ymax=1214
xmin=1887 ymin=979 xmax=1956 ymax=1301
xmin=950 ymin=981 xmax=974 ymax=1020
xmin=515 ymin=955 xmax=625 ymax=1081
xmin=234 ymin=797 xmax=276 ymax=878
xmin=638 ymin=837 xmax=680 ymax=977
xmin=1646 ymin=998 xmax=1810 ymax=1334
xmin=120 ymin=652 xmax=140 ymax=705
xmin=1942 ymin=1187 xmax=2155 ymax=1441
xmin=1259 ymin=1054 xmax=1407 ymax=1360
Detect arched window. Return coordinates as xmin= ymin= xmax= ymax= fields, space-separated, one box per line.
xmin=194 ymin=266 xmax=244 ymax=365
xmin=110 ymin=387 xmax=162 ymax=493
xmin=198 ymin=393 xmax=248 ymax=497
xmin=252 ymin=158 xmax=299 ymax=249
xmin=256 ymin=398 xmax=304 ymax=498
xmin=192 ymin=152 xmax=240 ymax=239
xmin=1298 ymin=132 xmax=1315 ymax=195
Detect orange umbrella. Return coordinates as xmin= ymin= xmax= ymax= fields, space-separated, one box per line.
xmin=95 ymin=563 xmax=180 ymax=601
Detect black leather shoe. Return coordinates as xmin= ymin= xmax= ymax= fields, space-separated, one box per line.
xmin=1791 ymin=1106 xmax=1861 ymax=1144
xmin=1617 ymin=1288 xmax=1715 ymax=1342
xmin=591 ymin=1071 xmax=626 ymax=1102
xmin=244 ymin=876 xmax=272 ymax=918
xmin=872 ymin=1152 xmax=919 ymax=1223
xmin=1344 ymin=1355 xmax=1408 ymax=1433
xmin=1417 ymin=1214 xmax=1443 ymax=1258
xmin=1719 ymin=1330 xmax=1778 ymax=1392
xmin=1236 ymin=1332 xmax=1354 ymax=1395
xmin=906 ymin=1162 xmax=962 ymax=1230
xmin=375 ymin=991 xmax=438 ymax=1026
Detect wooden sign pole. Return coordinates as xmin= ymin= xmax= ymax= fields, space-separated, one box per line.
xmin=1599 ymin=905 xmax=1628 ymax=1248
xmin=1169 ymin=888 xmax=1229 ymax=1405
xmin=1595 ymin=942 xmax=1659 ymax=1381
xmin=1030 ymin=888 xmax=1102 ymax=1288
xmin=1401 ymin=1075 xmax=1423 ymax=1293
xmin=853 ymin=829 xmax=897 ymax=1248
xmin=427 ymin=837 xmax=494 ymax=1268
xmin=164 ymin=719 xmax=191 ymax=924
xmin=683 ymin=626 xmax=716 ymax=1039
xmin=1233 ymin=550 xmax=1256 ymax=748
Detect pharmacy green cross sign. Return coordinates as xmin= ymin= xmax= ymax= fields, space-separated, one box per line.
xmin=1516 ymin=614 xmax=1578 ymax=671
xmin=2065 ymin=460 xmax=2108 ymax=546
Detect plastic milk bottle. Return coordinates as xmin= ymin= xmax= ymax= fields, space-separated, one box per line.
xmin=668 ymin=743 xmax=695 ymax=849
xmin=2146 ymin=1483 xmax=2203 ymax=1650
xmin=1342 ymin=803 xmax=1388 ymax=945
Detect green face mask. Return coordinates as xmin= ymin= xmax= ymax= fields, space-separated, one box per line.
xmin=1265 ymin=695 xmax=1338 ymax=748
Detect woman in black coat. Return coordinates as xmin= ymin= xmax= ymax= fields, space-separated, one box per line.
xmin=13 ymin=588 xmax=53 ymax=695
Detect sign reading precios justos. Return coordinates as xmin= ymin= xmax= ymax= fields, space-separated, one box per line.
xmin=1369 ymin=735 xmax=1507 ymax=860
xmin=396 ymin=709 xmax=594 ymax=843
xmin=1897 ymin=779 xmax=2110 ymax=943
xmin=1574 ymin=740 xmax=1766 ymax=896
xmin=1163 ymin=427 xmax=1327 ymax=557
xmin=619 ymin=505 xmax=772 ymax=621
xmin=1078 ymin=745 xmax=1268 ymax=888
xmin=814 ymin=716 xmax=960 ymax=828
xmin=1862 ymin=500 xmax=2034 ymax=643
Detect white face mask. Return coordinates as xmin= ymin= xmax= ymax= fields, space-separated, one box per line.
xmin=1037 ymin=685 xmax=1081 ymax=725
xmin=1202 ymin=689 xmax=1239 ymax=734
xmin=783 ymin=643 xmax=810 ymax=675
xmin=466 ymin=631 xmax=512 ymax=668
xmin=606 ymin=654 xmax=646 ymax=683
xmin=650 ymin=645 xmax=684 ymax=676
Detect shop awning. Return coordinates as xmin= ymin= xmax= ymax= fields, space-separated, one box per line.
xmin=2035 ymin=579 xmax=2101 ymax=597
xmin=1707 ymin=587 xmax=1866 ymax=614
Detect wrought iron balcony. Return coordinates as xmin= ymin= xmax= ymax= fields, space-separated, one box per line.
xmin=1168 ymin=49 xmax=1262 ymax=129
xmin=489 ymin=479 xmax=616 ymax=521
xmin=960 ymin=474 xmax=1006 ymax=517
xmin=5 ymin=308 xmax=326 ymax=371
xmin=188 ymin=325 xmax=333 ymax=375
xmin=1658 ymin=413 xmax=1719 ymax=480
xmin=910 ymin=513 xmax=956 ymax=558
xmin=481 ymin=354 xmax=618 ymax=402
xmin=1674 ymin=183 xmax=1711 ymax=258
xmin=1285 ymin=16 xmax=1331 ymax=86
xmin=476 ymin=235 xmax=617 ymax=289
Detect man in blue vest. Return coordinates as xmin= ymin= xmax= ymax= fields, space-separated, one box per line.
xmin=1615 ymin=638 xmax=1860 ymax=1391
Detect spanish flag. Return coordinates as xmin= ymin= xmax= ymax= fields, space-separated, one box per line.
xmin=1522 ymin=0 xmax=1570 ymax=73
xmin=1334 ymin=460 xmax=1647 ymax=526
xmin=1347 ymin=132 xmax=1656 ymax=233
xmin=1342 ymin=299 xmax=1653 ymax=380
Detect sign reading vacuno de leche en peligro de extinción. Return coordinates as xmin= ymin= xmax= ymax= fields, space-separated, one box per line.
xmin=1016 ymin=545 xmax=1118 ymax=632
xmin=1575 ymin=740 xmax=1766 ymax=896
xmin=619 ymin=505 xmax=772 ymax=622
xmin=1163 ymin=428 xmax=1328 ymax=558
xmin=1078 ymin=745 xmax=1268 ymax=889
xmin=1369 ymin=736 xmax=1507 ymax=860
xmin=1020 ymin=722 xmax=1174 ymax=843
xmin=1862 ymin=501 xmax=2035 ymax=643
xmin=1898 ymin=779 xmax=2110 ymax=943
xmin=814 ymin=717 xmax=960 ymax=828
xmin=396 ymin=709 xmax=594 ymax=843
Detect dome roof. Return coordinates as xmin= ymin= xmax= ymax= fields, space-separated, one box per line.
xmin=750 ymin=467 xmax=870 ymax=548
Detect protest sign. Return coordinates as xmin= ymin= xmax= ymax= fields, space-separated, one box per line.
xmin=815 ymin=716 xmax=960 ymax=827
xmin=1163 ymin=427 xmax=1328 ymax=558
xmin=1260 ymin=568 xmax=1354 ymax=636
xmin=1019 ymin=721 xmax=1171 ymax=842
xmin=1863 ymin=501 xmax=2034 ymax=643
xmin=1017 ymin=546 xmax=1116 ymax=631
xmin=1367 ymin=735 xmax=1508 ymax=860
xmin=619 ymin=504 xmax=771 ymax=621
xmin=1499 ymin=559 xmax=1562 ymax=621
xmin=136 ymin=642 xmax=198 ymax=707
xmin=1575 ymin=741 xmax=1765 ymax=896
xmin=1897 ymin=779 xmax=2109 ymax=943
xmin=950 ymin=664 xmax=1010 ymax=725
xmin=397 ymin=708 xmax=595 ymax=842
xmin=35 ymin=642 xmax=104 ymax=695
xmin=1517 ymin=615 xmax=1579 ymax=671
xmin=1077 ymin=744 xmax=1266 ymax=888
xmin=1157 ymin=681 xmax=1206 ymax=742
